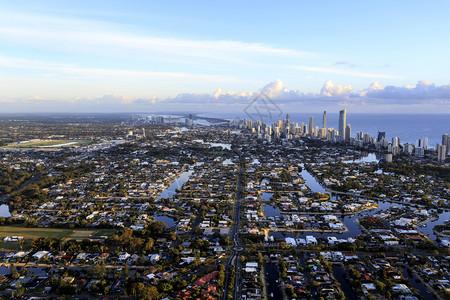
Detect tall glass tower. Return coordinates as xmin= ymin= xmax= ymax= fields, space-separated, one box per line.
xmin=339 ymin=108 xmax=346 ymax=141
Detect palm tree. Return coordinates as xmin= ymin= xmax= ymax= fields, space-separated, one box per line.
xmin=18 ymin=238 xmax=24 ymax=251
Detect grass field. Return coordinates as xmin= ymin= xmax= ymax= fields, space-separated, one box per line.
xmin=3 ymin=139 xmax=92 ymax=149
xmin=0 ymin=225 xmax=72 ymax=251
xmin=63 ymin=229 xmax=116 ymax=241
xmin=0 ymin=225 xmax=72 ymax=239
xmin=0 ymin=225 xmax=116 ymax=250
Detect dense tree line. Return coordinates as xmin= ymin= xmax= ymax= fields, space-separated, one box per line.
xmin=8 ymin=163 xmax=95 ymax=210
xmin=382 ymin=162 xmax=450 ymax=180
xmin=0 ymin=165 xmax=32 ymax=195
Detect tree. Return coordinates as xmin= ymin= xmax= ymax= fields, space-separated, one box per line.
xmin=10 ymin=264 xmax=19 ymax=279
xmin=18 ymin=238 xmax=24 ymax=251
xmin=89 ymin=262 xmax=106 ymax=278
xmin=124 ymin=264 xmax=129 ymax=278
xmin=158 ymin=282 xmax=173 ymax=294
xmin=193 ymin=226 xmax=202 ymax=235
xmin=374 ymin=280 xmax=386 ymax=294
xmin=144 ymin=238 xmax=154 ymax=252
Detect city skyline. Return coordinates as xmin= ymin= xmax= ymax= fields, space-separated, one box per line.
xmin=0 ymin=1 xmax=450 ymax=113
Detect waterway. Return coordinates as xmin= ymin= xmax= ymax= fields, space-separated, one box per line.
xmin=419 ymin=211 xmax=450 ymax=239
xmin=193 ymin=139 xmax=232 ymax=150
xmin=299 ymin=166 xmax=338 ymax=201
xmin=400 ymin=267 xmax=435 ymax=300
xmin=260 ymin=192 xmax=273 ymax=201
xmin=154 ymin=216 xmax=176 ymax=228
xmin=0 ymin=204 xmax=11 ymax=217
xmin=332 ymin=265 xmax=358 ymax=300
xmin=156 ymin=170 xmax=193 ymax=200
xmin=270 ymin=166 xmax=450 ymax=241
xmin=263 ymin=205 xmax=281 ymax=217
xmin=342 ymin=153 xmax=379 ymax=164
xmin=222 ymin=159 xmax=234 ymax=165
xmin=300 ymin=167 xmax=448 ymax=239
xmin=264 ymin=263 xmax=283 ymax=300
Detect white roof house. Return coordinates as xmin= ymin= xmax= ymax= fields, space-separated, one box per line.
xmin=306 ymin=236 xmax=317 ymax=245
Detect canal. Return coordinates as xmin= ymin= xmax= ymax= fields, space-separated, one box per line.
xmin=154 ymin=215 xmax=176 ymax=228
xmin=263 ymin=204 xmax=281 ymax=217
xmin=297 ymin=166 xmax=448 ymax=241
xmin=156 ymin=170 xmax=193 ymax=200
xmin=332 ymin=265 xmax=358 ymax=300
xmin=401 ymin=267 xmax=436 ymax=300
xmin=264 ymin=263 xmax=283 ymax=300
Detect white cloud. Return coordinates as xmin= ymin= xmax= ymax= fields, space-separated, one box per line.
xmin=293 ymin=65 xmax=402 ymax=79
xmin=1 ymin=79 xmax=449 ymax=113
xmin=365 ymin=80 xmax=450 ymax=100
xmin=0 ymin=10 xmax=315 ymax=65
xmin=320 ymin=80 xmax=353 ymax=97
xmin=0 ymin=55 xmax=238 ymax=82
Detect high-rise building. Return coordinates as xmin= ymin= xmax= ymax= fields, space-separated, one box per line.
xmin=437 ymin=144 xmax=447 ymax=162
xmin=345 ymin=124 xmax=351 ymax=141
xmin=377 ymin=132 xmax=386 ymax=142
xmin=308 ymin=117 xmax=313 ymax=136
xmin=357 ymin=132 xmax=364 ymax=141
xmin=385 ymin=153 xmax=393 ymax=163
xmin=442 ymin=134 xmax=450 ymax=153
xmin=384 ymin=153 xmax=392 ymax=162
xmin=392 ymin=137 xmax=400 ymax=147
xmin=415 ymin=147 xmax=424 ymax=157
xmin=339 ymin=108 xmax=346 ymax=141
xmin=403 ymin=143 xmax=414 ymax=155
xmin=301 ymin=122 xmax=306 ymax=135
xmin=423 ymin=137 xmax=428 ymax=150
xmin=322 ymin=111 xmax=326 ymax=129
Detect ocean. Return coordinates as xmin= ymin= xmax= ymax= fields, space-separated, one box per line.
xmin=201 ymin=112 xmax=449 ymax=148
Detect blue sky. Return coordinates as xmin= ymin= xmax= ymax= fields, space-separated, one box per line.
xmin=0 ymin=0 xmax=449 ymax=113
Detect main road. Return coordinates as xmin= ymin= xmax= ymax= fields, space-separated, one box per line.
xmin=222 ymin=166 xmax=244 ymax=300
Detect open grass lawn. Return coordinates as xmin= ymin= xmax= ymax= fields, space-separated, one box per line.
xmin=0 ymin=225 xmax=73 ymax=251
xmin=3 ymin=139 xmax=93 ymax=148
xmin=63 ymin=229 xmax=116 ymax=241
xmin=0 ymin=225 xmax=72 ymax=239
xmin=0 ymin=225 xmax=115 ymax=250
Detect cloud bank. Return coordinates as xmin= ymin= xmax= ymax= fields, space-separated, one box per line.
xmin=1 ymin=80 xmax=449 ymax=113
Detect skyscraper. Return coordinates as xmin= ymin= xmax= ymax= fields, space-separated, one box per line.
xmin=308 ymin=117 xmax=313 ymax=136
xmin=442 ymin=134 xmax=450 ymax=153
xmin=322 ymin=111 xmax=326 ymax=129
xmin=392 ymin=137 xmax=400 ymax=147
xmin=345 ymin=124 xmax=351 ymax=141
xmin=339 ymin=108 xmax=346 ymax=141
xmin=437 ymin=144 xmax=447 ymax=162
xmin=423 ymin=137 xmax=428 ymax=150
xmin=377 ymin=132 xmax=386 ymax=142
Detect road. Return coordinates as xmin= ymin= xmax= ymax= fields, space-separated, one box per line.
xmin=222 ymin=166 xmax=244 ymax=300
